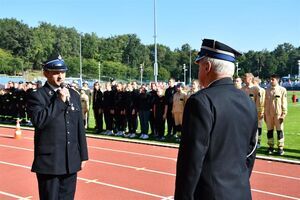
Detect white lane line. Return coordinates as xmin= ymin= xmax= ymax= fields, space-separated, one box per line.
xmin=253 ymin=170 xmax=300 ymax=181
xmin=252 ymin=189 xmax=300 ymax=200
xmin=0 ymin=134 xmax=33 ymax=140
xmin=0 ymin=144 xmax=33 ymax=151
xmin=89 ymin=159 xmax=175 ymax=177
xmin=0 ymin=191 xmax=32 ymax=199
xmin=0 ymin=160 xmax=169 ymax=199
xmin=0 ymin=138 xmax=177 ymax=161
xmin=1 ymin=144 xmax=299 ymax=181
xmin=0 ymin=160 xmax=31 ymax=169
xmin=1 ymin=160 xmax=299 ymax=200
xmin=89 ymin=145 xmax=177 ymax=161
xmin=77 ymin=177 xmax=167 ymax=199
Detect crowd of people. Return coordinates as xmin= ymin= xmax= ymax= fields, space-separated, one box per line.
xmin=234 ymin=73 xmax=288 ymax=155
xmin=71 ymin=78 xmax=201 ymax=141
xmin=0 ymin=72 xmax=288 ymax=153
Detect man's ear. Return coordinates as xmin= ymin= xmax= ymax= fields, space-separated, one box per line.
xmin=205 ymin=61 xmax=212 ymax=73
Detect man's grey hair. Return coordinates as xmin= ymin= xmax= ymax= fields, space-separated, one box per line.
xmin=203 ymin=57 xmax=235 ymax=76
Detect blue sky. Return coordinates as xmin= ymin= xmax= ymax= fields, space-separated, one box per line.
xmin=1 ymin=0 xmax=299 ymax=52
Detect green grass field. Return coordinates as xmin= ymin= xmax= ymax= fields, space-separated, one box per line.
xmin=87 ymin=91 xmax=300 ymax=161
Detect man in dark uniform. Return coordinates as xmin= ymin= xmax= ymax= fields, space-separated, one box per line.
xmin=175 ymin=39 xmax=257 ymax=200
xmin=165 ymin=78 xmax=176 ymax=137
xmin=27 ymin=56 xmax=89 ymax=200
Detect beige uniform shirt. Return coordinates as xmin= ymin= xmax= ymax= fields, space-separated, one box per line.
xmin=172 ymin=92 xmax=187 ymax=113
xmin=254 ymin=85 xmax=265 ymax=117
xmin=264 ymin=85 xmax=287 ymax=118
xmin=242 ymin=85 xmax=258 ymax=103
xmin=80 ymin=93 xmax=89 ymax=114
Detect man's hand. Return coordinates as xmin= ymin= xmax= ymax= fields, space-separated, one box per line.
xmin=58 ymin=87 xmax=70 ymax=102
xmin=279 ymin=117 xmax=284 ymax=124
xmin=81 ymin=161 xmax=87 ymax=169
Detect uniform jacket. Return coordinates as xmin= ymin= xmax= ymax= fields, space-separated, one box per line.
xmin=255 ymin=85 xmax=265 ymax=117
xmin=27 ymin=82 xmax=89 ymax=175
xmin=264 ymin=85 xmax=287 ymax=118
xmin=172 ymin=91 xmax=187 ymax=113
xmin=175 ymin=78 xmax=257 ymax=200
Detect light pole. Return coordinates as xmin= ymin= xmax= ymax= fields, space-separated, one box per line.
xmin=189 ymin=48 xmax=192 ymax=84
xmin=183 ymin=64 xmax=187 ymax=84
xmin=298 ymin=60 xmax=300 ymax=78
xmin=153 ymin=0 xmax=158 ymax=83
xmin=140 ymin=64 xmax=144 ymax=85
xmin=79 ymin=33 xmax=83 ymax=85
xmin=98 ymin=62 xmax=101 ymax=83
xmin=236 ymin=62 xmax=241 ymax=76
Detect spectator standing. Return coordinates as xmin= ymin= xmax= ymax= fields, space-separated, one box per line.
xmin=137 ymin=85 xmax=151 ymax=139
xmin=253 ymin=77 xmax=265 ymax=148
xmin=264 ymin=74 xmax=288 ymax=155
xmin=92 ymin=81 xmax=103 ymax=133
xmin=149 ymin=82 xmax=159 ymax=137
xmin=153 ymin=87 xmax=168 ymax=140
xmin=172 ymin=83 xmax=187 ymax=139
xmin=80 ymin=89 xmax=89 ymax=129
xmin=103 ymin=82 xmax=114 ymax=135
xmin=165 ymin=78 xmax=176 ymax=137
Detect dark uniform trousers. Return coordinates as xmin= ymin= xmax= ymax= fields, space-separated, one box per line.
xmin=27 ymin=82 xmax=88 ymax=200
xmin=37 ymin=173 xmax=77 ymax=200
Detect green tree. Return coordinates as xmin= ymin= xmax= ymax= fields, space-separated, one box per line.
xmin=0 ymin=18 xmax=32 ymax=59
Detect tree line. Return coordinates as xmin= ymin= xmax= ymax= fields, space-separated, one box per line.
xmin=0 ymin=18 xmax=300 ymax=82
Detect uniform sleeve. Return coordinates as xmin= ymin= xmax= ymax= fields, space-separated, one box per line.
xmin=264 ymin=89 xmax=270 ymax=115
xmin=27 ymin=90 xmax=67 ymax=130
xmin=174 ymin=95 xmax=213 ymax=199
xmin=281 ymin=88 xmax=288 ymax=117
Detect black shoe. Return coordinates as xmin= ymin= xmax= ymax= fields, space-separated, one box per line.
xmin=278 ymin=149 xmax=284 ymax=156
xmin=268 ymin=147 xmax=274 ymax=155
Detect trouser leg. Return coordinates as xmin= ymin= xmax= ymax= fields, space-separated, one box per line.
xmin=267 ymin=129 xmax=274 ymax=148
xmin=58 ymin=173 xmax=77 ymax=200
xmin=277 ymin=130 xmax=284 ymax=150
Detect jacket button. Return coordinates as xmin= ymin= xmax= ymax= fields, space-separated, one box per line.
xmin=68 ymin=141 xmax=70 ymax=144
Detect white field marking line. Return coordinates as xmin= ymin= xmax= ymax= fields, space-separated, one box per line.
xmin=88 ymin=145 xmax=177 ymax=161
xmin=0 ymin=160 xmax=31 ymax=169
xmin=161 ymin=196 xmax=174 ymax=200
xmin=0 ymin=134 xmax=33 ymax=140
xmin=77 ymin=177 xmax=167 ymax=199
xmin=253 ymin=170 xmax=300 ymax=181
xmin=89 ymin=159 xmax=175 ymax=177
xmin=0 ymin=134 xmax=177 ymax=161
xmin=251 ymin=189 xmax=300 ymax=200
xmin=0 ymin=144 xmax=33 ymax=151
xmin=1 ymin=161 xmax=300 ymax=200
xmin=0 ymin=191 xmax=32 ymax=199
xmin=0 ymin=160 xmax=170 ymax=199
xmin=1 ymin=144 xmax=300 ymax=182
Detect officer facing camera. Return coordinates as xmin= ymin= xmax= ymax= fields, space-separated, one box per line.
xmin=27 ymin=55 xmax=88 ymax=200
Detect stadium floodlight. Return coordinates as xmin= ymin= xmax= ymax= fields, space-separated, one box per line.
xmin=140 ymin=64 xmax=144 ymax=85
xmin=79 ymin=33 xmax=83 ymax=85
xmin=298 ymin=60 xmax=300 ymax=78
xmin=153 ymin=0 xmax=158 ymax=83
xmin=236 ymin=62 xmax=241 ymax=76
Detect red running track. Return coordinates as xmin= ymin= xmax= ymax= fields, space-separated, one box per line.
xmin=0 ymin=127 xmax=299 ymax=200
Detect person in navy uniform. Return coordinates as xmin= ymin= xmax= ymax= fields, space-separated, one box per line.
xmin=175 ymin=39 xmax=257 ymax=200
xmin=27 ymin=55 xmax=89 ymax=200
